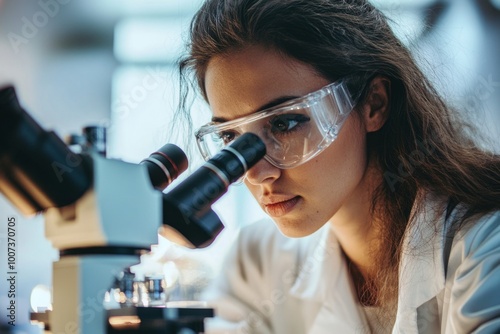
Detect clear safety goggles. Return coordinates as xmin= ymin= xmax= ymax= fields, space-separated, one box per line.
xmin=195 ymin=79 xmax=355 ymax=169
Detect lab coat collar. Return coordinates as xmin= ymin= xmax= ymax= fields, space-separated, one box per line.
xmin=398 ymin=192 xmax=447 ymax=307
xmin=393 ymin=192 xmax=447 ymax=332
xmin=288 ymin=223 xmax=342 ymax=302
xmin=289 ymin=224 xmax=370 ymax=332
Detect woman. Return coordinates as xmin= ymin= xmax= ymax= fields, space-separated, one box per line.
xmin=178 ymin=0 xmax=500 ymax=333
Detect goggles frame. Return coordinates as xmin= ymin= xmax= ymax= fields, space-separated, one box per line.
xmin=195 ymin=79 xmax=355 ymax=169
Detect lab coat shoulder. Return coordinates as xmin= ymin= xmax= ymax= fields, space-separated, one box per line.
xmin=204 ymin=219 xmax=326 ymax=334
xmin=441 ymin=211 xmax=500 ymax=333
xmin=384 ymin=195 xmax=500 ymax=334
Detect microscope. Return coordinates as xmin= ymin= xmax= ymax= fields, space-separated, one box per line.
xmin=0 ymin=85 xmax=266 ymax=333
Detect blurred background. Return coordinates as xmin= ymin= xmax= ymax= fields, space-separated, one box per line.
xmin=0 ymin=0 xmax=499 ymax=331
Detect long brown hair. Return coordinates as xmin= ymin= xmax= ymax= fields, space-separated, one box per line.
xmin=178 ymin=0 xmax=500 ymax=310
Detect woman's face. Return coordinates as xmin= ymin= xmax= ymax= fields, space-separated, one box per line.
xmin=204 ymin=45 xmax=369 ymax=237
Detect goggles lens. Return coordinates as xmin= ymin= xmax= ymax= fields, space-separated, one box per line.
xmin=195 ymin=80 xmax=354 ymax=169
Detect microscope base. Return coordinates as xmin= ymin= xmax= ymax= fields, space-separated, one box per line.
xmin=50 ymin=254 xmax=139 ymax=334
xmin=107 ymin=306 xmax=214 ymax=334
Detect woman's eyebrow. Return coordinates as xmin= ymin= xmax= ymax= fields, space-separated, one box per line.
xmin=211 ymin=95 xmax=299 ymax=123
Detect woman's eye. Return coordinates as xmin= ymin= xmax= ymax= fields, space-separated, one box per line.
xmin=270 ymin=114 xmax=310 ymax=134
xmin=218 ymin=131 xmax=237 ymax=144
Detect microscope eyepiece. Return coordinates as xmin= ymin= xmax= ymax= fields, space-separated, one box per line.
xmin=0 ymin=85 xmax=91 ymax=215
xmin=141 ymin=143 xmax=188 ymax=191
xmin=161 ymin=133 xmax=266 ymax=248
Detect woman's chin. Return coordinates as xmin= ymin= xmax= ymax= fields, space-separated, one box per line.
xmin=273 ymin=218 xmax=324 ymax=238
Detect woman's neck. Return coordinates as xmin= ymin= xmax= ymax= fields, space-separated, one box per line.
xmin=328 ymin=161 xmax=403 ymax=311
xmin=328 ymin=162 xmax=384 ymax=280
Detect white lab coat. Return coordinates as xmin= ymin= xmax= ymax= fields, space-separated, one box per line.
xmin=203 ymin=193 xmax=500 ymax=333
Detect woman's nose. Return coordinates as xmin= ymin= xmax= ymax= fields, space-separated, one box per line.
xmin=245 ymin=157 xmax=281 ymax=185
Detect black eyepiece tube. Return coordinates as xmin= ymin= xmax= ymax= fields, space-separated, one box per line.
xmin=141 ymin=143 xmax=188 ymax=191
xmin=0 ymin=85 xmax=91 ymax=215
xmin=161 ymin=133 xmax=266 ymax=248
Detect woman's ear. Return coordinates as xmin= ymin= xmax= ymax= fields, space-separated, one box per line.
xmin=360 ymin=76 xmax=391 ymax=132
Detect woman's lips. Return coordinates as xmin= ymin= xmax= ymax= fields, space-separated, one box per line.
xmin=264 ymin=196 xmax=300 ymax=217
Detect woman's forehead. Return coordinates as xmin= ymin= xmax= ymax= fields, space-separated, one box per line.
xmin=204 ymin=45 xmax=329 ymax=120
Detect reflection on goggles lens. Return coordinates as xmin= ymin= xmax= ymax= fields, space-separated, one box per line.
xmin=196 ymin=80 xmax=353 ymax=169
